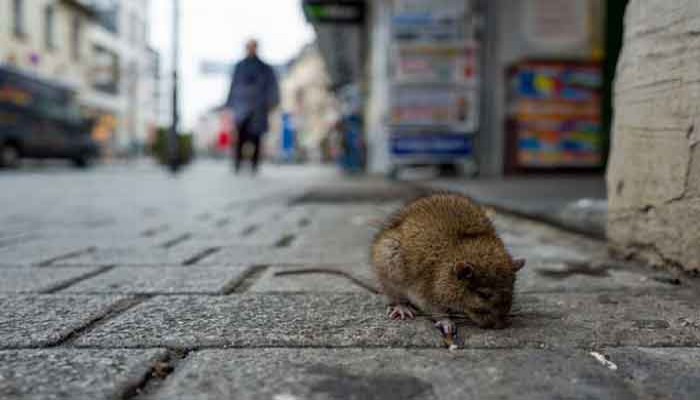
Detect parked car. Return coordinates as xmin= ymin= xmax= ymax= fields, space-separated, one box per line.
xmin=0 ymin=66 xmax=98 ymax=168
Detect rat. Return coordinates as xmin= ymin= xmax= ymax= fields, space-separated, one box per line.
xmin=371 ymin=193 xmax=525 ymax=340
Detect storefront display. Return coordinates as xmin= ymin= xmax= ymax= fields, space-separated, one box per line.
xmin=388 ymin=0 xmax=479 ymax=171
xmin=507 ymin=61 xmax=603 ymax=170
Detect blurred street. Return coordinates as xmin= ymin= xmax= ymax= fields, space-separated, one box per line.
xmin=1 ymin=161 xmax=699 ymax=399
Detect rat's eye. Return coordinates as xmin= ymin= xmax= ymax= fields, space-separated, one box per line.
xmin=475 ymin=289 xmax=494 ymax=301
xmin=454 ymin=262 xmax=474 ymax=280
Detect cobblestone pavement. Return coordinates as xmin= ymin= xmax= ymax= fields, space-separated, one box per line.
xmin=0 ymin=161 xmax=698 ymax=399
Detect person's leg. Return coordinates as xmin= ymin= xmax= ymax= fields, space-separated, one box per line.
xmin=234 ymin=118 xmax=250 ymax=173
xmin=250 ymin=134 xmax=261 ymax=173
xmin=234 ymin=131 xmax=245 ymax=173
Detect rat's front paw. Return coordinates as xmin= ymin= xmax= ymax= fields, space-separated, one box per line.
xmin=434 ymin=318 xmax=456 ymax=337
xmin=387 ymin=304 xmax=416 ymax=320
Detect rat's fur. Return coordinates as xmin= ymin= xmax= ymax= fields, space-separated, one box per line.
xmin=371 ymin=193 xmax=524 ymax=329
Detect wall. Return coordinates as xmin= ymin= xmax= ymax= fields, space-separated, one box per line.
xmin=607 ymin=0 xmax=700 ymax=272
xmin=0 ymin=0 xmax=158 ymax=155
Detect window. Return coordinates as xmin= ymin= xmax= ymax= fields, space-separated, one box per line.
xmin=45 ymin=5 xmax=56 ymax=50
xmin=92 ymin=45 xmax=120 ymax=95
xmin=13 ymin=0 xmax=26 ymax=38
xmin=93 ymin=0 xmax=120 ymax=34
xmin=71 ymin=16 xmax=82 ymax=60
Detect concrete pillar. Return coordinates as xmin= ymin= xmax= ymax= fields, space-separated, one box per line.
xmin=607 ymin=0 xmax=700 ymax=273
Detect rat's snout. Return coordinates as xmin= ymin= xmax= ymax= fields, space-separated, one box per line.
xmin=467 ymin=307 xmax=511 ymax=329
xmin=477 ymin=316 xmax=510 ymax=329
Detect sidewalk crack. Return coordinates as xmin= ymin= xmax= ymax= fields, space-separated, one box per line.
xmin=41 ymin=265 xmax=116 ymax=294
xmin=49 ymin=295 xmax=150 ymax=347
xmin=120 ymin=348 xmax=191 ymax=400
xmin=182 ymin=246 xmax=221 ymax=265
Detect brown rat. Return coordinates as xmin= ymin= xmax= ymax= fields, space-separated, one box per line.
xmin=371 ymin=193 xmax=525 ymax=336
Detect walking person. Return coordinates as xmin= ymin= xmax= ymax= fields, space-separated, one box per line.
xmin=225 ymin=39 xmax=280 ymax=173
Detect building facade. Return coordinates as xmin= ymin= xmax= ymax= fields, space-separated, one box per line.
xmin=0 ymin=0 xmax=94 ymax=89
xmin=0 ymin=0 xmax=160 ymax=156
xmin=81 ymin=0 xmax=159 ymax=156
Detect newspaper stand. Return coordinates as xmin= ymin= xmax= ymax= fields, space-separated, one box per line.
xmin=387 ymin=0 xmax=481 ymax=177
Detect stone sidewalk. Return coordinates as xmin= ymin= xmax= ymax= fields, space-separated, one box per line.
xmin=0 ymin=163 xmax=699 ymax=399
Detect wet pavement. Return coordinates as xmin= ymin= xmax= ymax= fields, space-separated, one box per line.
xmin=0 ymin=161 xmax=697 ymax=399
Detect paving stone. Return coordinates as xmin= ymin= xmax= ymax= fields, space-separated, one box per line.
xmin=57 ymin=245 xmax=213 ymax=266
xmin=605 ymin=347 xmax=700 ymax=400
xmin=0 ymin=295 xmax=127 ymax=348
xmin=0 ymin=267 xmax=102 ymax=293
xmin=230 ymin=206 xmax=314 ymax=246
xmin=494 ymin=214 xmax=606 ymax=258
xmin=76 ymin=293 xmax=442 ymax=348
xmin=28 ymin=229 xmax=181 ymax=249
xmin=516 ymin=260 xmax=670 ymax=293
xmin=505 ymin=241 xmax=590 ymax=263
xmin=456 ymin=290 xmax=700 ymax=349
xmin=194 ymin=245 xmax=292 ymax=265
xmin=63 ymin=265 xmax=252 ymax=294
xmin=148 ymin=347 xmax=700 ymax=400
xmin=0 ymin=241 xmax=94 ymax=267
xmin=0 ymin=232 xmax=41 ymax=249
xmin=249 ymin=264 xmax=376 ymax=293
xmin=294 ymin=180 xmax=424 ymax=203
xmin=202 ymin=244 xmax=370 ymax=266
xmin=0 ymin=349 xmax=167 ymax=400
xmin=149 ymin=348 xmax=638 ymax=400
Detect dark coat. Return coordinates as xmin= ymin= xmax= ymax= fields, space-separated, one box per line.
xmin=225 ymin=56 xmax=279 ymax=135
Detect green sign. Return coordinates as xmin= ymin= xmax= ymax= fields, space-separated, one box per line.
xmin=303 ymin=1 xmax=365 ymax=24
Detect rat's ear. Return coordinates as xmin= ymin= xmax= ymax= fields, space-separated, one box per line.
xmin=512 ymin=258 xmax=526 ymax=272
xmin=454 ymin=262 xmax=474 ymax=280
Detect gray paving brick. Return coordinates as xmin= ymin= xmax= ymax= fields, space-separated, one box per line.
xmin=149 ymin=348 xmax=636 ymax=400
xmin=75 ymin=293 xmax=442 ymax=348
xmin=506 ymin=242 xmax=590 ymax=263
xmin=63 ymin=265 xmax=252 ymax=294
xmin=249 ymin=264 xmax=376 ymax=293
xmin=456 ymin=290 xmax=700 ymax=349
xmin=202 ymin=244 xmax=370 ymax=266
xmin=605 ymin=347 xmax=700 ymax=399
xmin=57 ymin=245 xmax=213 ymax=266
xmin=193 ymin=245 xmax=289 ymax=265
xmin=0 ymin=267 xmax=103 ymax=293
xmin=516 ymin=260 xmax=670 ymax=293
xmin=0 ymin=241 xmax=94 ymax=267
xmin=0 ymin=349 xmax=167 ymax=400
xmin=0 ymin=295 xmax=128 ymax=348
